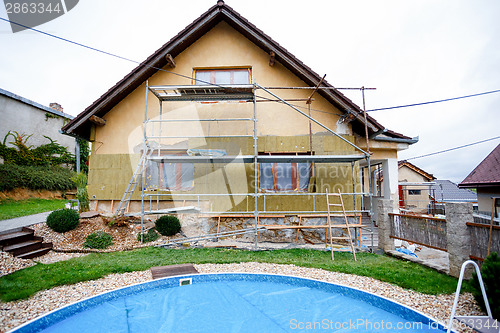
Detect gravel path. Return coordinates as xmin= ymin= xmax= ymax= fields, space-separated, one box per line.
xmin=0 ymin=251 xmax=482 ymax=333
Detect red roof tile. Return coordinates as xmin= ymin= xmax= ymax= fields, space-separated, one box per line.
xmin=460 ymin=144 xmax=500 ymax=187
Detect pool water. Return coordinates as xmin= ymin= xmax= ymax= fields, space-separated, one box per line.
xmin=13 ymin=274 xmax=449 ymax=332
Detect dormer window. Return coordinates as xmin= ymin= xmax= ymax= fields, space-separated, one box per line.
xmin=194 ymin=68 xmax=251 ymax=85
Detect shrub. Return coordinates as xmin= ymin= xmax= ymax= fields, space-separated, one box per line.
xmin=0 ymin=131 xmax=75 ymax=167
xmin=0 ymin=164 xmax=75 ymax=191
xmin=46 ymin=209 xmax=80 ymax=233
xmin=155 ymin=215 xmax=181 ymax=236
xmin=71 ymin=172 xmax=89 ymax=213
xmin=471 ymin=252 xmax=500 ymax=320
xmin=84 ymin=231 xmax=113 ymax=249
xmin=137 ymin=228 xmax=159 ymax=243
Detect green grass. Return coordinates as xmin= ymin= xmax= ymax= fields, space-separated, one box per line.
xmin=0 ymin=247 xmax=463 ymax=302
xmin=0 ymin=198 xmax=67 ymax=220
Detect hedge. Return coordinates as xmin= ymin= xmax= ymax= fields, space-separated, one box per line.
xmin=0 ymin=164 xmax=75 ymax=191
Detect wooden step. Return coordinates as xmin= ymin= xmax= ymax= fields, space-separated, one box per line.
xmin=0 ymin=228 xmax=34 ymax=247
xmin=17 ymin=245 xmax=52 ymax=259
xmin=150 ymin=264 xmax=199 ymax=280
xmin=3 ymin=238 xmax=43 ymax=256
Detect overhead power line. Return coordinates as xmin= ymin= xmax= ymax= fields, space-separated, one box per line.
xmin=367 ymin=89 xmax=500 ymax=112
xmin=0 ymin=16 xmax=347 ymax=118
xmin=406 ymin=136 xmax=500 ymax=161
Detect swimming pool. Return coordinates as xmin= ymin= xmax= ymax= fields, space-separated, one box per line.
xmin=12 ymin=273 xmax=450 ymax=332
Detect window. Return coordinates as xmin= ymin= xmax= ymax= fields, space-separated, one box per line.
xmin=259 ymin=154 xmax=311 ymax=192
xmin=194 ymin=68 xmax=251 ymax=85
xmin=145 ymin=155 xmax=194 ymax=191
xmin=408 ymin=189 xmax=421 ymax=195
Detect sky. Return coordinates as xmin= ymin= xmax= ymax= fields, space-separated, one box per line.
xmin=0 ymin=0 xmax=499 ymax=184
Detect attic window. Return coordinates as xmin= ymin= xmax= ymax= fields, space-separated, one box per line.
xmin=194 ymin=68 xmax=251 ymax=85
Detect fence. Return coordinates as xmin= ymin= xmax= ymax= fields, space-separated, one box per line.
xmin=378 ymin=200 xmax=500 ymax=277
xmin=388 ymin=213 xmax=447 ymax=251
xmin=467 ymin=222 xmax=500 ymax=261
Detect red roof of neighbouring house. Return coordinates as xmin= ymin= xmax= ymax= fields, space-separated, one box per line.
xmin=398 ymin=160 xmax=436 ymax=181
xmin=459 ymin=144 xmax=500 ymax=188
xmin=62 ymin=1 xmax=414 ymax=145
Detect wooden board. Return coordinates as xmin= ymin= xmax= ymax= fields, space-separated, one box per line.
xmin=260 ymin=224 xmax=365 ymax=230
xmin=150 ymin=264 xmax=199 ymax=280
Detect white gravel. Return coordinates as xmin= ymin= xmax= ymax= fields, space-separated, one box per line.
xmin=0 ymin=254 xmax=483 ymax=333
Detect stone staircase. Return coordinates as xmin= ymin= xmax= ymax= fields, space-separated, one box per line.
xmin=0 ymin=227 xmax=52 ymax=259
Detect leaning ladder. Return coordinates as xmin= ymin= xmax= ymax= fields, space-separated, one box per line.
xmin=326 ymin=189 xmax=357 ymax=261
xmin=115 ymin=149 xmax=153 ymax=216
xmin=447 ymin=260 xmax=498 ymax=333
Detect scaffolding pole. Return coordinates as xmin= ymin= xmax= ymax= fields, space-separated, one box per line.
xmin=128 ymin=83 xmax=373 ymax=250
xmin=253 ymin=82 xmax=259 ymax=249
xmin=256 ymin=84 xmax=369 ymax=157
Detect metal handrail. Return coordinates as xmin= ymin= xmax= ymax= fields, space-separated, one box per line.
xmin=447 ymin=260 xmax=494 ymax=333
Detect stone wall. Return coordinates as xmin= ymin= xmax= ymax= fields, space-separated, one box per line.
xmin=377 ymin=199 xmax=477 ymax=278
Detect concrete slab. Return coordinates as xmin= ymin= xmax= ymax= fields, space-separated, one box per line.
xmin=0 ymin=211 xmax=52 ymax=233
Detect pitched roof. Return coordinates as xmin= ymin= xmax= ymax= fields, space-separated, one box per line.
xmin=0 ymin=87 xmax=73 ymax=120
xmin=62 ymin=1 xmax=413 ymax=142
xmin=398 ymin=160 xmax=436 ymax=181
xmin=460 ymin=144 xmax=500 ymax=188
xmin=430 ymin=180 xmax=477 ymax=203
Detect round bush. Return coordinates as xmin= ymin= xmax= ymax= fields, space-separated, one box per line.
xmin=46 ymin=209 xmax=80 ymax=233
xmin=84 ymin=231 xmax=113 ymax=249
xmin=137 ymin=228 xmax=159 ymax=243
xmin=155 ymin=215 xmax=181 ymax=236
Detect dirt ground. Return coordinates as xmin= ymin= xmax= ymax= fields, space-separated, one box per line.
xmin=0 ymin=188 xmax=71 ymax=201
xmin=31 ymin=216 xmax=167 ymax=252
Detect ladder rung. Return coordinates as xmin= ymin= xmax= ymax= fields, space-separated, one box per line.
xmin=328 ymin=193 xmax=341 ymax=196
xmin=329 ymin=214 xmax=347 ymax=217
xmin=329 ymin=204 xmax=342 ymax=207
xmin=330 ymin=236 xmax=350 ymax=240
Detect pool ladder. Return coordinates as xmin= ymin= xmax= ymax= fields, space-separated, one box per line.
xmin=447 ymin=260 xmax=498 ymax=333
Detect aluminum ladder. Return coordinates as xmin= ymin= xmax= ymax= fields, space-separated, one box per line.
xmin=115 ymin=148 xmax=153 ymax=216
xmin=447 ymin=260 xmax=498 ymax=333
xmin=326 ymin=189 xmax=357 ymax=261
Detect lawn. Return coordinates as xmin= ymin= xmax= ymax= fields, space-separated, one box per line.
xmin=0 ymin=247 xmax=463 ymax=302
xmin=0 ymin=198 xmax=67 ymax=220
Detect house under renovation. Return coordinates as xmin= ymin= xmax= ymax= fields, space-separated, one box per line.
xmin=62 ymin=1 xmax=417 ymax=246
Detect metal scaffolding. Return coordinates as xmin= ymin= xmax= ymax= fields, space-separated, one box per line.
xmin=122 ymin=82 xmax=374 ymax=248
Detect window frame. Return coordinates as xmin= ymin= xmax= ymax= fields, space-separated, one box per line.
xmin=193 ymin=67 xmax=252 ymax=85
xmin=258 ymin=152 xmax=312 ymax=193
xmin=144 ymin=151 xmax=194 ymax=192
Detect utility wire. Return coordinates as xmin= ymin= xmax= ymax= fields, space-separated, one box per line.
xmin=0 ymin=16 xmax=201 ymax=84
xmin=406 ymin=136 xmax=500 ymax=161
xmin=1 ymin=16 xmax=346 ymax=118
xmin=367 ymin=89 xmax=500 ymax=112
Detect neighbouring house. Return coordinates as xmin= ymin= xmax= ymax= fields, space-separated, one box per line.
xmin=0 ymin=87 xmax=76 ymax=162
xmin=397 ymin=160 xmax=435 ymax=213
xmin=429 ymin=179 xmax=477 ymax=215
xmin=459 ymin=143 xmax=500 ymax=219
xmin=62 ymin=1 xmax=417 ymax=235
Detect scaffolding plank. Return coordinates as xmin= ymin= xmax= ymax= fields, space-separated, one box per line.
xmin=143 ymin=206 xmax=200 ymax=215
xmin=148 ymin=155 xmax=365 ymax=164
xmin=149 ymin=84 xmax=254 ymax=101
xmin=149 ymin=155 xmax=254 ymax=163
xmin=258 ymin=155 xmax=365 ymax=163
xmin=260 ymin=224 xmax=365 ymax=230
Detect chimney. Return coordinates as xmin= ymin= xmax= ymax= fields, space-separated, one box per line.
xmin=49 ymin=103 xmax=63 ymax=113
